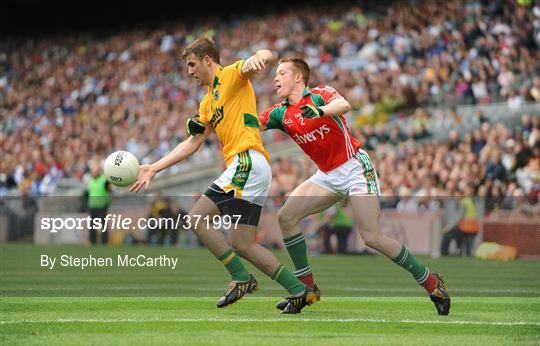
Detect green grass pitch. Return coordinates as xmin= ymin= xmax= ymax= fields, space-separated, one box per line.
xmin=1 ymin=243 xmax=539 ymax=345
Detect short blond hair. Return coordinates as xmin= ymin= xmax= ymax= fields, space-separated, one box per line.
xmin=182 ymin=37 xmax=220 ymax=64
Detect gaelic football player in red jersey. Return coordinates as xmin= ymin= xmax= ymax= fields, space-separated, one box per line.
xmin=259 ymin=57 xmax=451 ymax=315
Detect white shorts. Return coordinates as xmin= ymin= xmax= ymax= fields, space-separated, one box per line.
xmin=308 ymin=149 xmax=381 ymax=198
xmin=213 ymin=149 xmax=271 ymax=206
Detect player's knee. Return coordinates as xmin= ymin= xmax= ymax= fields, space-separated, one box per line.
xmin=277 ymin=208 xmax=296 ymax=231
xmin=362 ymin=231 xmax=384 ymax=250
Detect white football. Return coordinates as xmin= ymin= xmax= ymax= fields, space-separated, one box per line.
xmin=103 ymin=151 xmax=140 ymax=187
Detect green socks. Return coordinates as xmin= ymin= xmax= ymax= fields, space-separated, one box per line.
xmin=217 ymin=248 xmax=306 ymax=295
xmin=271 ymin=264 xmax=306 ymax=295
xmin=283 ymin=233 xmax=312 ymax=278
xmin=392 ymin=245 xmax=430 ymax=284
xmin=217 ymin=248 xmax=250 ymax=282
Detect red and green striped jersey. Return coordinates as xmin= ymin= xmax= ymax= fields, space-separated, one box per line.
xmin=259 ymin=85 xmax=362 ymax=173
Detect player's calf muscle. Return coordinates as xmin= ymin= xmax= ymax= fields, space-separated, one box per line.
xmin=230 ymin=239 xmax=252 ymax=259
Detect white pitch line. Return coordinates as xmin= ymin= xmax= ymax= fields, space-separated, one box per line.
xmin=10 ymin=287 xmax=540 ymax=294
xmin=1 ymin=318 xmax=538 ymax=326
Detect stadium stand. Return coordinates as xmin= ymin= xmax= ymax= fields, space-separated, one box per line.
xmin=1 ymin=0 xmax=539 ymax=215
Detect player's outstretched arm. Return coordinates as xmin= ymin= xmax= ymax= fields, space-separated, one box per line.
xmin=320 ymin=98 xmax=351 ymax=117
xmin=129 ymin=125 xmax=212 ymax=193
xmin=300 ymin=98 xmax=352 ymax=119
xmin=241 ymin=50 xmax=276 ymax=79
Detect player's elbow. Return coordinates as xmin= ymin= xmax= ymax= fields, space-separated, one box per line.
xmin=187 ymin=144 xmax=200 ymax=156
xmin=182 ymin=136 xmax=204 ymax=156
xmin=189 ymin=139 xmax=205 ymax=154
xmin=341 ymin=99 xmax=352 ymax=113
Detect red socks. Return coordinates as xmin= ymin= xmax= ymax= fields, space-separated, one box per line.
xmin=422 ymin=272 xmax=437 ymax=293
xmin=299 ymin=273 xmax=314 ymax=288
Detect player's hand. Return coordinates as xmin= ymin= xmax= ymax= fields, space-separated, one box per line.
xmin=186 ymin=115 xmax=206 ymax=136
xmin=244 ymin=54 xmax=266 ymax=73
xmin=129 ymin=164 xmax=156 ymax=193
xmin=300 ymin=105 xmax=324 ymax=119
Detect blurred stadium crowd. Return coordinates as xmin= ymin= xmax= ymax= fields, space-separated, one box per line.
xmin=1 ymin=0 xmax=539 ymax=210
xmin=271 ymin=115 xmax=539 ymax=216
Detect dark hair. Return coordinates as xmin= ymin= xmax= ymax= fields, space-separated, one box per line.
xmin=278 ymin=57 xmax=310 ymax=84
xmin=182 ymin=37 xmax=220 ymax=64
